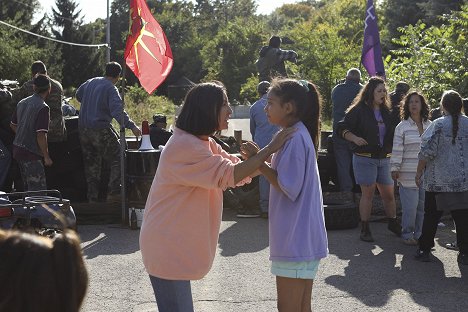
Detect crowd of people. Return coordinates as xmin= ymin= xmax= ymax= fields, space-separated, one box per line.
xmin=332 ymin=69 xmax=468 ymax=267
xmin=1 ymin=34 xmax=467 ymax=312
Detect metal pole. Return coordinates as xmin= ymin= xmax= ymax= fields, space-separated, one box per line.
xmin=120 ymin=63 xmax=127 ymax=226
xmin=106 ymin=0 xmax=111 ymax=62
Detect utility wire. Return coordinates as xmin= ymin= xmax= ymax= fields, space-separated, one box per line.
xmin=0 ymin=19 xmax=108 ymax=48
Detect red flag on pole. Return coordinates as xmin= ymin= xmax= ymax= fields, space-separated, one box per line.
xmin=124 ymin=0 xmax=173 ymax=94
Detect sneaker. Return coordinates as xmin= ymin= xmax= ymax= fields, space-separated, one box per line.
xmin=458 ymin=253 xmax=468 ymax=265
xmin=403 ymin=238 xmax=418 ymax=246
xmin=445 ymin=241 xmax=459 ymax=251
xmin=415 ymin=248 xmax=431 ymax=262
xmin=236 ymin=209 xmax=260 ymax=218
xmin=388 ymin=218 xmax=402 ymax=237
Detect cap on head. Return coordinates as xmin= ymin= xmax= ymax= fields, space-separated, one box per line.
xmin=257 ymin=81 xmax=270 ymax=95
xmin=153 ymin=114 xmax=167 ymax=124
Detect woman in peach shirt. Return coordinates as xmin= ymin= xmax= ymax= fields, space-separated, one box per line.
xmin=139 ymin=82 xmax=293 ymax=312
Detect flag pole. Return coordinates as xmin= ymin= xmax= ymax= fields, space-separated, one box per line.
xmin=120 ymin=63 xmax=127 ymax=226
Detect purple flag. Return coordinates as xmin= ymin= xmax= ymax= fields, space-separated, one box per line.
xmin=361 ymin=0 xmax=385 ymax=78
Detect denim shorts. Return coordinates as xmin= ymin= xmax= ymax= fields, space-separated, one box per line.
xmin=352 ymin=154 xmax=393 ymax=186
xmin=271 ymin=260 xmax=320 ymax=279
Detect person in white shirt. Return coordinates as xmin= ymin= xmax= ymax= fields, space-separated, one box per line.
xmin=390 ymin=91 xmax=431 ymax=245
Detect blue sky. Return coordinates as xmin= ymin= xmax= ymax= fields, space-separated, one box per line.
xmin=36 ymin=0 xmax=299 ymax=23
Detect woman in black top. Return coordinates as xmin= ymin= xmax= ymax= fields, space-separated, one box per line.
xmin=337 ymin=77 xmax=401 ymax=242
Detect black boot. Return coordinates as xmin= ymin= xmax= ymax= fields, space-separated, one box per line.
xmin=388 ymin=217 xmax=402 ymax=237
xmin=360 ymin=221 xmax=374 ymax=242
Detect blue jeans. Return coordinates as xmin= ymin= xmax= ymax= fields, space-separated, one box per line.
xmin=259 ymin=175 xmax=270 ymax=213
xmin=352 ymin=155 xmax=393 ymax=185
xmin=149 ymin=275 xmax=194 ymax=312
xmin=399 ymin=185 xmax=425 ymax=240
xmin=0 ymin=139 xmax=11 ymax=189
xmin=333 ymin=137 xmax=354 ymax=191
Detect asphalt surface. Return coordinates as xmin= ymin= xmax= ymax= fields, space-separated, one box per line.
xmin=79 ymin=208 xmax=467 ymax=312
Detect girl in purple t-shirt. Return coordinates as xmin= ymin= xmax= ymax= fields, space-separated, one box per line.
xmin=242 ymin=79 xmax=328 ymax=311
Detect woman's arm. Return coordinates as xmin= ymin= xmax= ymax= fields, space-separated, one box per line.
xmin=390 ymin=123 xmax=404 ymax=180
xmin=233 ymin=128 xmax=295 ymax=184
xmin=337 ymin=105 xmax=368 ymax=146
xmin=415 ymin=159 xmax=427 ymax=187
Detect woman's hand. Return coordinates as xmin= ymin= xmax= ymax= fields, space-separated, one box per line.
xmin=240 ymin=141 xmax=259 ymax=159
xmin=266 ymin=127 xmax=296 ymax=153
xmin=415 ymin=171 xmax=423 ymax=187
xmin=391 ymin=171 xmax=399 ymax=181
xmin=352 ymin=136 xmax=368 ymax=146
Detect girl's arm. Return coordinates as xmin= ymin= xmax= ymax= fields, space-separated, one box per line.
xmin=259 ymin=163 xmax=280 ymax=190
xmin=233 ymin=128 xmax=295 ymax=184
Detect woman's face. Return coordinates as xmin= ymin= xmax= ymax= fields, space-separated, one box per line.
xmin=372 ymin=83 xmax=387 ymax=106
xmin=408 ymin=94 xmax=422 ymax=116
xmin=217 ymin=93 xmax=232 ymax=131
xmin=265 ymin=91 xmax=289 ymax=127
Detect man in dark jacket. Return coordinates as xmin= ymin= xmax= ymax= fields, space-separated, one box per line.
xmin=149 ymin=114 xmax=172 ymax=148
xmin=389 ymin=81 xmax=410 ymax=127
xmin=255 ymin=36 xmax=297 ymax=82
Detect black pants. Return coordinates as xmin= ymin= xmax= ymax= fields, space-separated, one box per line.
xmin=419 ymin=191 xmax=468 ymax=254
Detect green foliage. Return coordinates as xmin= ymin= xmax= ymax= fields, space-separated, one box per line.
xmin=239 ymin=75 xmax=260 ymax=104
xmin=126 ymin=85 xmax=150 ymax=105
xmin=290 ymin=0 xmax=364 ymax=119
xmin=71 ymin=86 xmax=176 ymax=136
xmin=386 ymin=6 xmax=468 ymax=106
xmin=201 ymin=18 xmax=265 ymax=101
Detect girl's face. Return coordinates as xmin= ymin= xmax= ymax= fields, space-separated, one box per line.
xmin=217 ymin=93 xmax=232 ymax=131
xmin=372 ymin=83 xmax=387 ymax=106
xmin=265 ymin=91 xmax=290 ymax=127
xmin=408 ymin=94 xmax=422 ymax=116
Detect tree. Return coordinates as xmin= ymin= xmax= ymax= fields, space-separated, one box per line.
xmin=386 ymin=6 xmax=468 ymax=105
xmin=201 ymin=18 xmax=265 ymax=100
xmin=52 ymin=0 xmax=103 ymax=88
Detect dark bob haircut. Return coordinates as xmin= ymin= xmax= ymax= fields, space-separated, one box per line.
xmin=176 ymin=82 xmax=226 ymax=136
xmin=400 ymin=91 xmax=430 ymax=121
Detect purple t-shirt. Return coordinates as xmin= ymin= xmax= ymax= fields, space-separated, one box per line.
xmin=374 ymin=109 xmax=386 ymax=146
xmin=269 ymin=121 xmax=328 ymax=262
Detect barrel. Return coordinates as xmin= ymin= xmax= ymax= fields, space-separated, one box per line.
xmin=125 ymin=149 xmax=161 ymax=210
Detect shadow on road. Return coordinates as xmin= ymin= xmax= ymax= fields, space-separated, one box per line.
xmin=79 ymin=225 xmax=140 ymax=259
xmin=218 ymin=209 xmax=269 ymax=257
xmin=325 ymin=224 xmax=467 ymax=312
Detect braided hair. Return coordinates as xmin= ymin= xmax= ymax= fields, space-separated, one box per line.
xmin=441 ymin=90 xmax=463 ymax=144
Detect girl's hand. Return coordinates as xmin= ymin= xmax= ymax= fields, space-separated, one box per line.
xmin=353 ymin=136 xmax=368 ymax=146
xmin=240 ymin=141 xmax=260 ymax=159
xmin=266 ymin=127 xmax=296 ymax=153
xmin=391 ymin=171 xmax=399 ymax=181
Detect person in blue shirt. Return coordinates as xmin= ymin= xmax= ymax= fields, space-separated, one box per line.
xmin=331 ymin=68 xmax=362 ymax=195
xmin=76 ymin=62 xmax=141 ymax=203
xmin=249 ymin=81 xmax=279 ymax=218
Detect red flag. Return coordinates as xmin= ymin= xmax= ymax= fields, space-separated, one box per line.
xmin=124 ymin=0 xmax=173 ymax=94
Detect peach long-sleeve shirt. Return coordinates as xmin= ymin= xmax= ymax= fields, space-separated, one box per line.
xmin=140 ymin=127 xmax=249 ymax=280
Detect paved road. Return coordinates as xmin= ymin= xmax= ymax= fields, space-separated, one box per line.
xmin=79 ymin=209 xmax=467 ymax=312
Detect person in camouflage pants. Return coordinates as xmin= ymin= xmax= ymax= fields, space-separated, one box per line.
xmin=10 ymin=75 xmax=52 ymax=191
xmin=14 ymin=61 xmax=66 ymax=143
xmin=76 ymin=62 xmax=141 ymax=203
xmin=79 ymin=127 xmax=121 ymax=201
